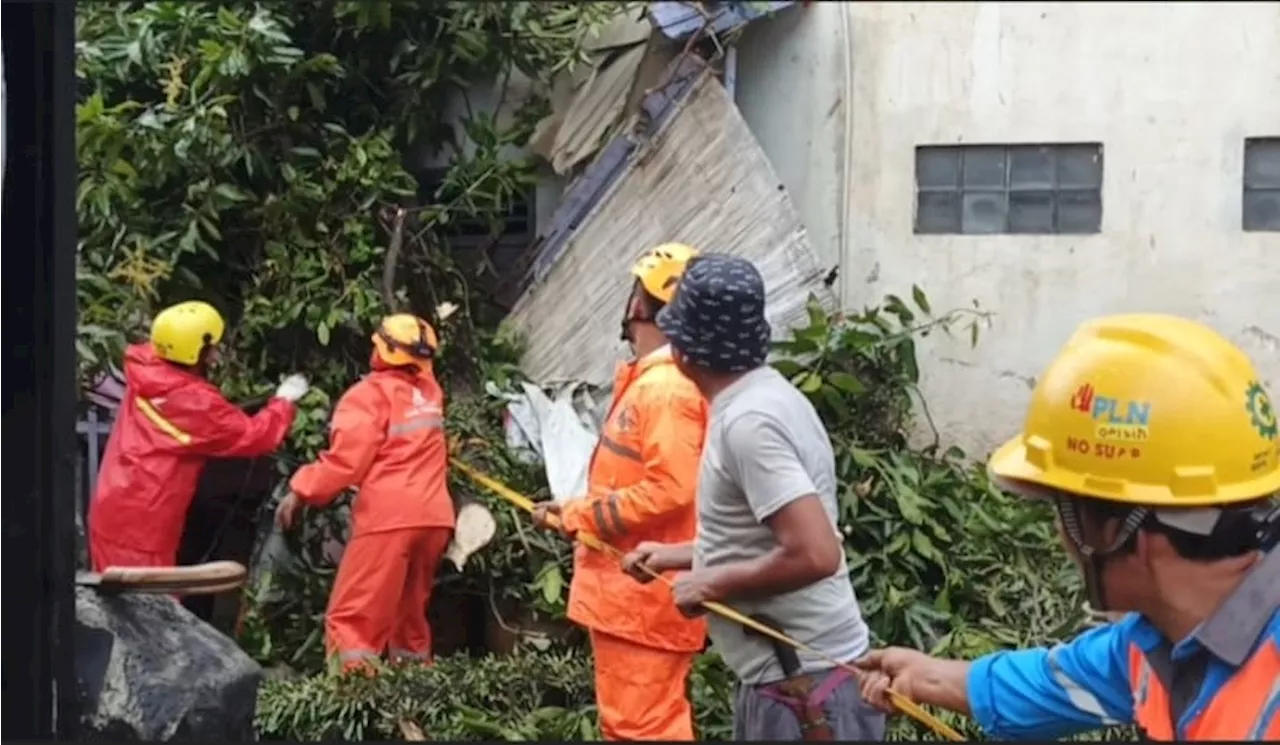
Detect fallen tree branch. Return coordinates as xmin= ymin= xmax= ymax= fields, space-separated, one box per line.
xmin=380 ymin=207 xmax=408 ymax=312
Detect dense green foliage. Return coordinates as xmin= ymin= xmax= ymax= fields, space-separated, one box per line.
xmin=255 ymin=647 xmax=749 ymax=741
xmin=76 ymin=0 xmax=613 ymax=676
xmin=76 ymin=0 xmax=618 ymax=410
xmin=256 ymin=649 xmax=599 ymax=741
xmin=777 ymin=296 xmax=1087 ymax=659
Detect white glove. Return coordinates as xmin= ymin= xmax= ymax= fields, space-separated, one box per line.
xmin=275 ymin=373 xmax=310 ymax=403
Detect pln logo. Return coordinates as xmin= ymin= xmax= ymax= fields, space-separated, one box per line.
xmin=1246 ymin=381 xmax=1277 ymax=440
xmin=1071 ymin=383 xmax=1151 ymax=442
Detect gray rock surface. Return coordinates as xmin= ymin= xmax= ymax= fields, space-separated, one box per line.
xmin=75 ymin=586 xmax=263 ymax=741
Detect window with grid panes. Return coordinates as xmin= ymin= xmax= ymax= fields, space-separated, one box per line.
xmin=914 ymin=143 xmax=1104 ymax=235
xmin=1243 ymin=138 xmax=1280 ymax=232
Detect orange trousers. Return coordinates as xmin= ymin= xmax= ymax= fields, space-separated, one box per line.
xmin=589 ymin=629 xmax=696 ymax=741
xmin=325 ymin=526 xmax=452 ymax=671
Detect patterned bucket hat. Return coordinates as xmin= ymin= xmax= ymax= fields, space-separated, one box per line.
xmin=656 ymin=253 xmax=771 ymax=373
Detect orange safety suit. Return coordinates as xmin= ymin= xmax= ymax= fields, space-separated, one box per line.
xmin=289 ymin=359 xmax=455 ymax=671
xmin=559 ymin=346 xmax=709 ymax=741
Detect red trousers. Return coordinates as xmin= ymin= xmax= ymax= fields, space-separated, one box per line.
xmin=89 ymin=527 xmax=173 ymax=572
xmin=590 ymin=629 xmax=696 ymax=741
xmin=325 ymin=526 xmax=452 ymax=671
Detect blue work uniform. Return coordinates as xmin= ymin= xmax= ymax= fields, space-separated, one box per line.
xmin=967 ymin=547 xmax=1280 ymax=741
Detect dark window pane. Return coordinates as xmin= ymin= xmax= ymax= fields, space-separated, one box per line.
xmin=1009 ymin=146 xmax=1055 ymax=190
xmin=1244 ymin=139 xmax=1280 ymax=189
xmin=1009 ymin=191 xmax=1055 ymax=233
xmin=1058 ymin=144 xmax=1103 ymax=188
xmin=1243 ymin=188 xmax=1280 ymax=231
xmin=961 ymin=192 xmax=1008 ymax=234
xmin=916 ymin=147 xmax=960 ymax=189
xmin=916 ymin=192 xmax=961 ymax=234
xmin=962 ymin=147 xmax=1007 ymax=188
xmin=1057 ymin=190 xmax=1102 ymax=234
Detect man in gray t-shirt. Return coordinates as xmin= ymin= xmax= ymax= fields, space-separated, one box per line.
xmin=621 ymin=254 xmax=885 ymax=741
xmin=695 ymin=365 xmax=871 ymax=683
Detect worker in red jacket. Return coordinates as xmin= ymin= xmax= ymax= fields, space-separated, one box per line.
xmin=276 ymin=313 xmax=456 ymax=672
xmin=89 ymin=300 xmax=307 ymax=572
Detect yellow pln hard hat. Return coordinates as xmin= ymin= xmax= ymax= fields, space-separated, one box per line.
xmin=989 ymin=314 xmax=1280 ymax=507
xmin=630 ymin=243 xmax=699 ymax=304
xmin=150 ymin=301 xmax=226 ymax=366
xmin=371 ymin=313 xmax=439 ymax=368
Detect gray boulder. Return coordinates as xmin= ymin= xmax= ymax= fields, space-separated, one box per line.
xmin=75 ymin=587 xmax=263 ymax=741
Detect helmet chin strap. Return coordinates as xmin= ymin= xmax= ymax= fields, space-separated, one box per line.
xmin=1053 ymin=495 xmax=1149 ymax=612
xmin=1257 ymin=502 xmax=1280 ymax=552
xmin=618 ymin=288 xmax=655 ymax=343
xmin=618 ymin=307 xmax=634 ymax=343
xmin=376 ymin=325 xmax=434 ymax=360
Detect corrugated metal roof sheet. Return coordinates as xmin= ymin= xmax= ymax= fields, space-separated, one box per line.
xmin=545 ymin=43 xmax=648 ymax=177
xmin=507 ymin=69 xmax=836 ymax=387
xmin=647 ymin=1 xmax=799 ymax=40
xmin=528 ymin=55 xmax=704 ymax=285
xmin=528 ymin=1 xmax=798 ymax=181
xmin=527 ymin=19 xmax=678 ymax=177
xmin=584 ymin=7 xmax=653 ymax=52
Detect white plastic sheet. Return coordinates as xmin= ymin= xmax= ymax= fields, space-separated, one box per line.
xmin=487 ymin=380 xmax=610 ymax=503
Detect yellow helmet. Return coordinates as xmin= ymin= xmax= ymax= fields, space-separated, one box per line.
xmin=150 ymin=301 xmax=226 ymax=366
xmin=630 ymin=243 xmax=699 ymax=305
xmin=371 ymin=313 xmax=439 ymax=368
xmin=989 ymin=314 xmax=1280 ymax=508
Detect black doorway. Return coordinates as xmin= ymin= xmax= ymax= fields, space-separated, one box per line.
xmin=2 ymin=0 xmax=80 ymax=739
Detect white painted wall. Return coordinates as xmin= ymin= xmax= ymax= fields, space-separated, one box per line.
xmin=735 ymin=3 xmax=850 ymax=288
xmin=737 ymin=1 xmax=1280 ymax=457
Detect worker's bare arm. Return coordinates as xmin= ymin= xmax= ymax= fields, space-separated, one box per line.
xmin=703 ymin=495 xmax=842 ymax=600
xmin=645 ymin=541 xmax=695 ymax=572
xmin=670 ymin=410 xmax=844 ymax=604
xmin=912 ymin=658 xmax=972 ymax=714
xmin=621 ymin=541 xmax=693 ymax=582
xmin=861 ymin=626 xmax=1137 ymax=740
xmin=855 ymin=648 xmax=972 ymax=715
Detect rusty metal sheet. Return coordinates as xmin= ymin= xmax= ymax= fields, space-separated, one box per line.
xmin=548 ymin=42 xmax=649 ymax=176
xmin=585 ymin=8 xmax=653 ymax=52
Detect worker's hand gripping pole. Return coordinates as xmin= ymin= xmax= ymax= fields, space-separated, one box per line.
xmin=448 ymin=457 xmax=966 ymax=742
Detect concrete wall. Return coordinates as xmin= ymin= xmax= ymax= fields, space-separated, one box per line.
xmin=737 ymin=1 xmax=1280 ymax=457
xmin=734 ymin=3 xmax=850 ymax=286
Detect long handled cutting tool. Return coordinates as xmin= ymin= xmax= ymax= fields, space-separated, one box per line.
xmin=449 ymin=458 xmax=966 ymax=742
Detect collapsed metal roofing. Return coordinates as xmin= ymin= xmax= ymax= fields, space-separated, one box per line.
xmin=506 ymin=1 xmax=832 ymax=387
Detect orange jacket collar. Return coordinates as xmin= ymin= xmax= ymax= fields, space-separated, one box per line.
xmin=613 ymin=344 xmax=674 ymax=392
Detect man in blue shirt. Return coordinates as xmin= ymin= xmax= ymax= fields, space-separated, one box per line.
xmin=856 ymin=314 xmax=1280 ymax=741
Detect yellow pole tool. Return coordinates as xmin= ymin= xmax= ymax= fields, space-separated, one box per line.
xmin=449 ymin=457 xmax=966 ymax=742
